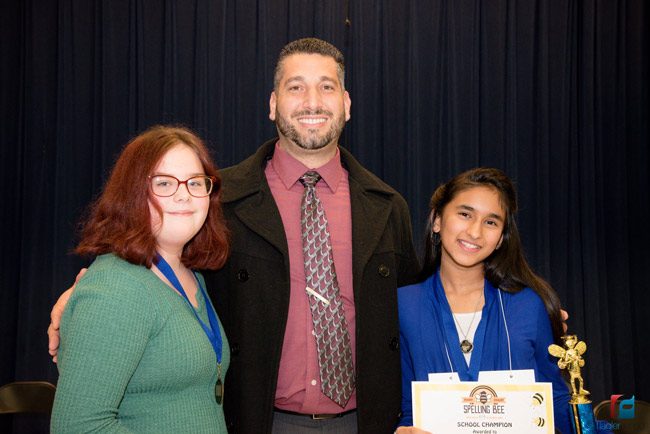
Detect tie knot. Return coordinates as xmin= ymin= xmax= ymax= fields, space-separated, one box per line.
xmin=300 ymin=171 xmax=321 ymax=188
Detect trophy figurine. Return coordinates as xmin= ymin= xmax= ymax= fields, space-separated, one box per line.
xmin=549 ymin=335 xmax=597 ymax=434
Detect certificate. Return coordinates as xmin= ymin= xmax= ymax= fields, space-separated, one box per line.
xmin=412 ymin=381 xmax=555 ymax=433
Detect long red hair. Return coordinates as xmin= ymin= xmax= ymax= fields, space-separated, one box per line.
xmin=76 ymin=125 xmax=229 ymax=270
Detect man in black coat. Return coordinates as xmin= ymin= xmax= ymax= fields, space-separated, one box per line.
xmin=206 ymin=38 xmax=419 ymax=433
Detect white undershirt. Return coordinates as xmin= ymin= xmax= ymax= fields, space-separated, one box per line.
xmin=452 ymin=311 xmax=482 ymax=365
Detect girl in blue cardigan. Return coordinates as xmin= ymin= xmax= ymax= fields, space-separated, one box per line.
xmin=396 ymin=168 xmax=571 ymax=434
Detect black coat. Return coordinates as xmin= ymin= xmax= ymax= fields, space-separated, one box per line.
xmin=204 ymin=140 xmax=419 ymax=433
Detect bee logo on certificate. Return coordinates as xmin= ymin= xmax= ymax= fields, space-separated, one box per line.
xmin=457 ymin=385 xmax=512 ymax=430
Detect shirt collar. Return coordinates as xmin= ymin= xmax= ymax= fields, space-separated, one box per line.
xmin=269 ymin=142 xmax=344 ymax=192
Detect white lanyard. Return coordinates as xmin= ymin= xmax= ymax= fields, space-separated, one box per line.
xmin=443 ymin=288 xmax=513 ymax=374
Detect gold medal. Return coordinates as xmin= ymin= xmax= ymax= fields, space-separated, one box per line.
xmin=215 ymin=364 xmax=224 ymax=405
xmin=215 ymin=376 xmax=224 ymax=405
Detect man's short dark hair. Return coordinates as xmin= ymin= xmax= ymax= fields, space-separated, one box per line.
xmin=273 ymin=38 xmax=346 ymax=90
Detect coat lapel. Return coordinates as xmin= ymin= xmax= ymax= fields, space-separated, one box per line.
xmin=221 ymin=140 xmax=289 ymax=257
xmin=232 ymin=186 xmax=288 ymax=257
xmin=350 ymin=179 xmax=392 ymax=287
xmin=342 ymin=148 xmax=395 ymax=296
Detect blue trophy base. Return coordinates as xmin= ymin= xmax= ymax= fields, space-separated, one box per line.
xmin=570 ymin=402 xmax=597 ymax=434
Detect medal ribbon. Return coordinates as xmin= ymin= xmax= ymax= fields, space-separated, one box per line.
xmin=156 ymin=254 xmax=222 ymax=364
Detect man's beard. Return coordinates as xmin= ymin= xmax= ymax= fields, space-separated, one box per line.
xmin=275 ymin=109 xmax=346 ymax=151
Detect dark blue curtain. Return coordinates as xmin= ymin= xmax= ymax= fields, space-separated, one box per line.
xmin=1 ymin=1 xmax=648 ymax=432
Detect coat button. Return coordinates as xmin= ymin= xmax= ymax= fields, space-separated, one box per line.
xmin=378 ymin=264 xmax=390 ymax=277
xmin=389 ymin=336 xmax=399 ymax=351
xmin=236 ymin=269 xmax=249 ymax=282
xmin=231 ymin=343 xmax=240 ymax=356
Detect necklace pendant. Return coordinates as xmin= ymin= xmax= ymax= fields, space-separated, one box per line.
xmin=460 ymin=339 xmax=473 ymax=353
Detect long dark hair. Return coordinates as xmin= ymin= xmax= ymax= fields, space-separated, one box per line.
xmin=420 ymin=168 xmax=564 ymax=342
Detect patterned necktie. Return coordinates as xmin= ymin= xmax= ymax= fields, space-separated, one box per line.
xmin=300 ymin=171 xmax=355 ymax=407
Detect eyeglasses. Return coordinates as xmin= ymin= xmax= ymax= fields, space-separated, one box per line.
xmin=148 ymin=175 xmax=216 ymax=197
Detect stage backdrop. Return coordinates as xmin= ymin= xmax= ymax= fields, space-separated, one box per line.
xmin=1 ymin=0 xmax=648 ymax=432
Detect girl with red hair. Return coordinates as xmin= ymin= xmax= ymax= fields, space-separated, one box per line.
xmin=51 ymin=125 xmax=230 ymax=433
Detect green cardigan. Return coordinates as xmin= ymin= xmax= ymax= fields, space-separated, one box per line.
xmin=51 ymin=254 xmax=229 ymax=433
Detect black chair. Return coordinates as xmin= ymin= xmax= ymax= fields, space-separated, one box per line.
xmin=593 ymin=398 xmax=650 ymax=434
xmin=0 ymin=381 xmax=56 ymax=415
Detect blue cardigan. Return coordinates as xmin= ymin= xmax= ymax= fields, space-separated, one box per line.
xmin=398 ymin=271 xmax=571 ymax=434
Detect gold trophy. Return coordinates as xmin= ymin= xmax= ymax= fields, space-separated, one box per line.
xmin=549 ymin=335 xmax=597 ymax=434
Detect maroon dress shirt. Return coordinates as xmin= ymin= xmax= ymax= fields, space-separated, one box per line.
xmin=265 ymin=143 xmax=357 ymax=414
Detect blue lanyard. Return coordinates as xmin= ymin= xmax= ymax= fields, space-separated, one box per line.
xmin=156 ymin=254 xmax=222 ymax=364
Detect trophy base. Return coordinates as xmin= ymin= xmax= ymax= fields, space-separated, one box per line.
xmin=570 ymin=402 xmax=597 ymax=434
